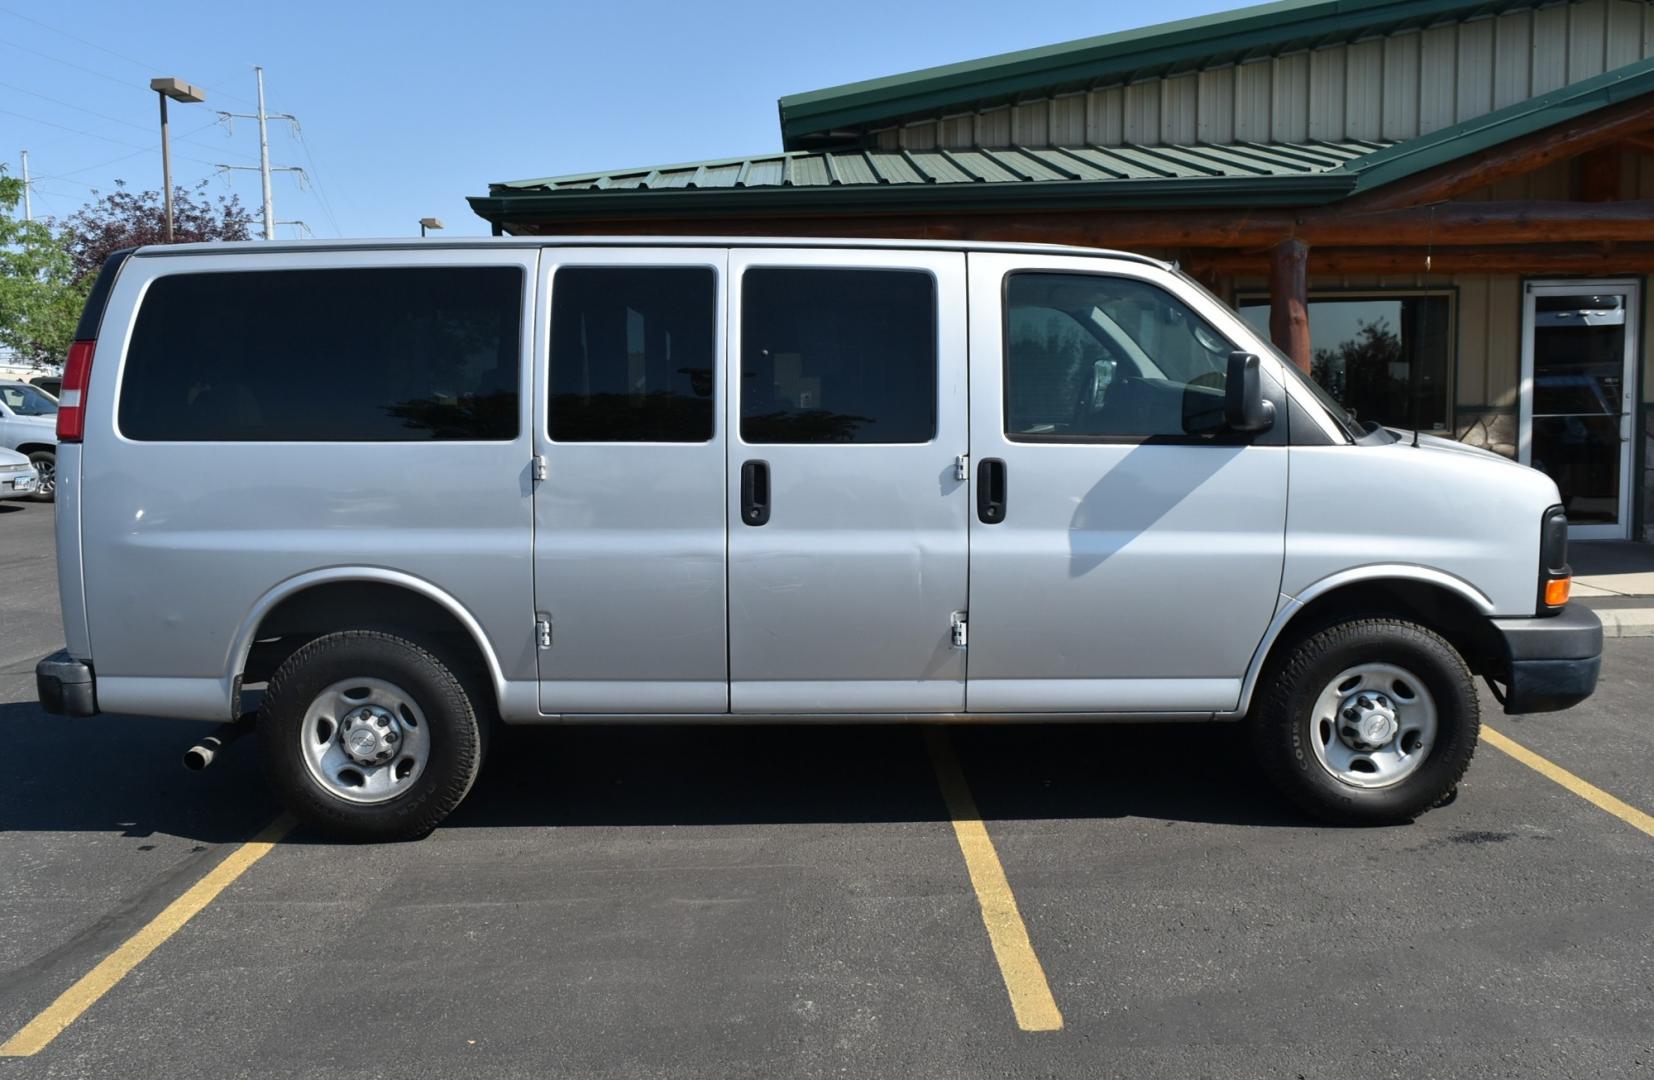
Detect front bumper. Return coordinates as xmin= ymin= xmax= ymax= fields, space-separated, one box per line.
xmin=1490 ymin=605 xmax=1603 ymax=715
xmin=36 ymin=650 xmax=97 ymax=716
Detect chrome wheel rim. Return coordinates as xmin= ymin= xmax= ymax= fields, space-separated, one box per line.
xmin=299 ymin=678 xmax=430 ymax=804
xmin=1308 ymin=663 xmax=1437 ymax=789
xmin=32 ymin=457 xmax=53 ymax=497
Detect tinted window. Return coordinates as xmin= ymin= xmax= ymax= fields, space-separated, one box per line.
xmin=1005 ymin=273 xmax=1235 ymax=439
xmin=741 ymin=268 xmax=936 ymax=444
xmin=1239 ymin=294 xmax=1452 ymax=432
xmin=120 ymin=267 xmax=522 ymax=441
xmin=548 ymin=266 xmax=716 ymax=442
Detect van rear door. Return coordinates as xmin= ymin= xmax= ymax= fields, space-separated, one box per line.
xmin=533 ymin=248 xmax=730 ymax=714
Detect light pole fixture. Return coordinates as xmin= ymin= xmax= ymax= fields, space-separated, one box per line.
xmin=150 ymin=77 xmax=206 ymax=244
xmin=419 ymin=217 xmax=444 ymax=237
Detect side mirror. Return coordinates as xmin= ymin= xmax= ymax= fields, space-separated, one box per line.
xmin=1225 ymin=351 xmax=1276 ymax=433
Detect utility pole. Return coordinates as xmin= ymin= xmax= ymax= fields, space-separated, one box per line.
xmin=18 ymin=150 xmax=30 ymax=222
xmin=217 ymin=67 xmax=303 ymax=241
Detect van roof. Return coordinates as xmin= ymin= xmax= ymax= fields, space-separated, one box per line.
xmin=129 ymin=236 xmax=1171 ymax=267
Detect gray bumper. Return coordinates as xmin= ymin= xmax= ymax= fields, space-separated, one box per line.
xmin=1490 ymin=605 xmax=1603 ymax=715
xmin=36 ymin=650 xmax=97 ymax=717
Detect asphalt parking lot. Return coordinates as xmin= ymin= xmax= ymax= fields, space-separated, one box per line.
xmin=1 ymin=497 xmax=1651 ymax=1079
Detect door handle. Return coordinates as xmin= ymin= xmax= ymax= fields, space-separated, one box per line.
xmin=978 ymin=458 xmax=1007 ymax=524
xmin=741 ymin=460 xmax=770 ymax=526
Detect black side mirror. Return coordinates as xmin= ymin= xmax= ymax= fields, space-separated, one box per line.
xmin=1225 ymin=351 xmax=1276 ymax=433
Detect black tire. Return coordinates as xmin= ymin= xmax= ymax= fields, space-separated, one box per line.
xmin=1250 ymin=617 xmax=1479 ymax=825
xmin=258 ymin=630 xmax=483 ymax=841
xmin=26 ymin=450 xmax=53 ymax=502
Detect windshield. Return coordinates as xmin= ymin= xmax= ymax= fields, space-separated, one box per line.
xmin=1 ymin=383 xmax=58 ymax=416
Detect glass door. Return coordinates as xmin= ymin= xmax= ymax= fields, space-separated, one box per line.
xmin=1519 ymin=281 xmax=1640 ymax=541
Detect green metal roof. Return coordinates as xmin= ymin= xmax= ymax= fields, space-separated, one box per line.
xmin=470 ymin=56 xmax=1654 ymax=229
xmin=779 ymin=0 xmax=1545 ymax=148
xmin=471 ymin=140 xmax=1382 ymax=224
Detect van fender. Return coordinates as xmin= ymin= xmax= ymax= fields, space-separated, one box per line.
xmin=223 ymin=566 xmax=510 ymax=717
xmin=1228 ymin=564 xmax=1495 ymax=718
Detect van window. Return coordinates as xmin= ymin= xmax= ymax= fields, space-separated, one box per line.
xmin=548 ymin=266 xmax=717 ymax=442
xmin=740 ymin=268 xmax=936 ymax=444
xmin=1004 ymin=273 xmax=1236 ymax=440
xmin=119 ymin=267 xmax=522 ymax=442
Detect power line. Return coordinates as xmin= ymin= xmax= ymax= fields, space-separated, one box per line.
xmin=32 ymin=119 xmax=224 ymax=182
xmin=294 ymin=133 xmax=343 ymax=237
xmin=0 ymin=6 xmax=259 ymax=108
xmin=0 ymin=107 xmax=223 ymax=170
xmin=0 ymin=78 xmax=260 ymax=163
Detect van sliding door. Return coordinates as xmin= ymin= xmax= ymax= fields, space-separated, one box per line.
xmin=533 ymin=249 xmax=730 ymax=714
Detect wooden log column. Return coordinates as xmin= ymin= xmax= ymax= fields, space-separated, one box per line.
xmin=1268 ymin=238 xmax=1311 ymax=374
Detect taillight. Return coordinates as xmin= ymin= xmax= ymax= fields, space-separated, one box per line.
xmin=57 ymin=339 xmax=95 ymax=442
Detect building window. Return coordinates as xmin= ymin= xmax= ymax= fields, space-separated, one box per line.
xmin=1239 ymin=293 xmax=1454 ymax=433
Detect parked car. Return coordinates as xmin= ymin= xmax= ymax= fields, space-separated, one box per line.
xmin=35 ymin=240 xmax=1601 ymax=841
xmin=0 ymin=446 xmax=40 ymax=500
xmin=0 ymin=380 xmax=57 ymax=501
xmin=29 ymin=375 xmax=62 ymax=398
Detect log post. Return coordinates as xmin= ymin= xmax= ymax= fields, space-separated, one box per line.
xmin=1269 ymin=238 xmax=1311 ymax=375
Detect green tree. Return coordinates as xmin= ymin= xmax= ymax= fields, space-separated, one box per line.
xmin=0 ymin=167 xmax=87 ymax=367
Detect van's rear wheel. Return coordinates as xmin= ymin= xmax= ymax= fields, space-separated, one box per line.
xmin=1251 ymin=618 xmax=1478 ymax=824
xmin=259 ymin=631 xmax=482 ymax=841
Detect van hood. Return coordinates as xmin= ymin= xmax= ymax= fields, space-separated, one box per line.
xmin=1384 ymin=428 xmax=1522 ymax=466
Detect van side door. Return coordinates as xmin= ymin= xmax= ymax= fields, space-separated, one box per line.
xmin=726 ymin=248 xmax=969 ymax=713
xmin=534 ymin=248 xmax=730 ymax=714
xmin=964 ymin=253 xmax=1288 ymax=714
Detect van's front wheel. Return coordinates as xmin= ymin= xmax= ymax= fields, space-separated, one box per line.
xmin=1251 ymin=618 xmax=1478 ymax=824
xmin=259 ymin=631 xmax=483 ymax=841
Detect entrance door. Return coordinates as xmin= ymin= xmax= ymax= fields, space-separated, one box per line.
xmin=1520 ymin=281 xmax=1641 ymax=540
xmin=964 ymin=252 xmax=1289 ymax=714
xmin=534 ymin=248 xmax=729 ymax=714
xmin=726 ymin=248 xmax=969 ymax=713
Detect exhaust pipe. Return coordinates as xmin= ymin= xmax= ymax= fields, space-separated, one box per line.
xmin=183 ymin=719 xmax=251 ymax=771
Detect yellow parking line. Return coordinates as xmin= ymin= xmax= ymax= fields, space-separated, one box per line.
xmin=0 ymin=815 xmax=294 ymax=1057
xmin=1482 ymin=725 xmax=1654 ymax=839
xmin=926 ymin=729 xmax=1063 ymax=1033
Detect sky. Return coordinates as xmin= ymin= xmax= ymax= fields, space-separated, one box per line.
xmin=2 ymin=0 xmax=1244 ymax=239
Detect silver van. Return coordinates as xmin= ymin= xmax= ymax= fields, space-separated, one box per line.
xmin=36 ymin=239 xmax=1602 ymax=840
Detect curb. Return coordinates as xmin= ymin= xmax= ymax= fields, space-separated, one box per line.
xmin=1588 ymin=607 xmax=1654 ymax=638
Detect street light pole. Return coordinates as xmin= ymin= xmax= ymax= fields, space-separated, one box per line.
xmin=419 ymin=217 xmax=444 ymax=238
xmin=150 ymin=77 xmax=206 ymax=244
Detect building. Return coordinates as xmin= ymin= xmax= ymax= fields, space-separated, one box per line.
xmin=470 ymin=0 xmax=1654 ymax=541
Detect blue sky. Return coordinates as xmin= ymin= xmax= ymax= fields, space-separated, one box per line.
xmin=3 ymin=0 xmax=1240 ymax=238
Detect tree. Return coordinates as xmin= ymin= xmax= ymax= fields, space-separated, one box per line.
xmin=0 ymin=167 xmax=85 ymax=367
xmin=59 ymin=180 xmax=253 ymax=282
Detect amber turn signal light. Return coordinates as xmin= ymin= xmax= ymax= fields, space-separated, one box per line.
xmin=1544 ymin=577 xmax=1571 ymax=607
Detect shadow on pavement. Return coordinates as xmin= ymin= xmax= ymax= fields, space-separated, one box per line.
xmin=0 ymin=699 xmax=1306 ymax=841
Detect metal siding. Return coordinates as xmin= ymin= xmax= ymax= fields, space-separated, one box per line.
xmin=1531 ymin=5 xmax=1569 ymax=94
xmin=1198 ymin=66 xmax=1236 ymax=142
xmin=1308 ymin=46 xmax=1347 ymax=139
xmin=1420 ymin=24 xmax=1458 ymax=133
xmin=1382 ymin=32 xmax=1422 ymax=140
xmin=940 ymin=115 xmax=974 ymax=149
xmin=1087 ymin=86 xmax=1124 ymax=143
xmin=1050 ymin=94 xmax=1087 ymax=144
xmin=1456 ymin=17 xmax=1495 ymax=120
xmin=1608 ymin=0 xmax=1648 ymax=67
xmin=1234 ymin=59 xmax=1273 ymax=141
xmin=1123 ymin=81 xmax=1160 ymax=142
xmin=902 ymin=121 xmax=938 ymax=150
xmin=876 ymin=129 xmax=900 ymax=150
xmin=976 ymin=106 xmax=1012 ymax=147
xmin=1345 ymin=38 xmax=1384 ymax=139
xmin=1013 ymin=101 xmax=1049 ymax=145
xmin=1272 ymin=52 xmax=1311 ymax=142
xmin=1569 ymin=0 xmax=1609 ymax=81
xmin=1162 ymin=73 xmax=1200 ymax=143
xmin=1493 ymin=9 xmax=1533 ymax=108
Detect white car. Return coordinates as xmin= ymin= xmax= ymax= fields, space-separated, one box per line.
xmin=0 ymin=380 xmax=58 ymax=501
xmin=0 ymin=446 xmax=40 ymax=500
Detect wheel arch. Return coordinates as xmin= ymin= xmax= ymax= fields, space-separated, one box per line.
xmin=15 ymin=441 xmax=56 ymax=456
xmin=228 ymin=568 xmax=507 ymax=717
xmin=1236 ymin=566 xmax=1503 ymax=716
